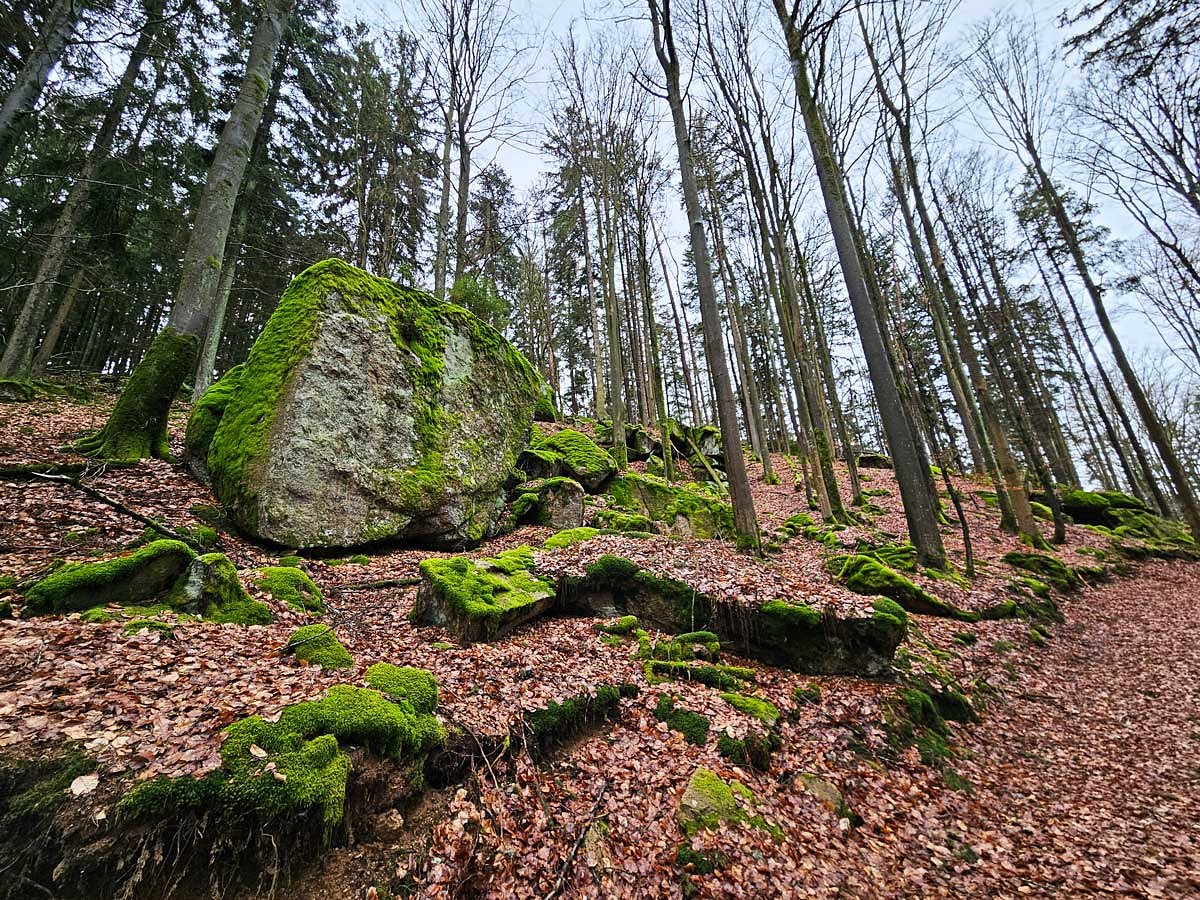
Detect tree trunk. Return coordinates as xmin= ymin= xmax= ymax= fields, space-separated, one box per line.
xmin=0 ymin=0 xmax=165 ymax=377
xmin=773 ymin=9 xmax=943 ymax=565
xmin=30 ymin=267 xmax=87 ymax=372
xmin=649 ymin=0 xmax=759 ymax=551
xmin=1027 ymin=146 xmax=1200 ymax=538
xmin=0 ymin=0 xmax=83 ymax=172
xmin=76 ymin=0 xmax=295 ymax=461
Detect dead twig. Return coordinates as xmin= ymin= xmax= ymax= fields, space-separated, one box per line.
xmin=29 ymin=472 xmax=204 ymax=549
xmin=545 ymin=779 xmax=609 ymax=900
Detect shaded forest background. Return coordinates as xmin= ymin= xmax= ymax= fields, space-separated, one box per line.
xmin=2 ymin=0 xmax=1198 ymax=544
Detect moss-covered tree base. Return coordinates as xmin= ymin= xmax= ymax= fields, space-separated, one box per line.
xmin=73 ymin=328 xmax=198 ymax=462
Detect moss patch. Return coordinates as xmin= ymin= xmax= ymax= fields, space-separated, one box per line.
xmin=654 ymin=695 xmax=710 ymax=745
xmin=834 ymin=555 xmax=975 ymax=620
xmin=1001 ymin=552 xmax=1080 ymax=592
xmin=364 ymin=664 xmax=438 ymax=713
xmin=606 ymin=473 xmax=733 ymax=539
xmin=288 ymin=625 xmax=354 ymax=670
xmin=120 ymin=684 xmax=445 ymax=831
xmin=719 ymin=692 xmax=780 ymax=725
xmin=255 ymin=566 xmax=324 ymax=613
xmin=23 ymin=540 xmax=195 ymax=615
xmin=543 ymin=526 xmax=600 ymax=550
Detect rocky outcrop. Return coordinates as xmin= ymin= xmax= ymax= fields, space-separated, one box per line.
xmin=186 ymin=259 xmax=543 ymax=549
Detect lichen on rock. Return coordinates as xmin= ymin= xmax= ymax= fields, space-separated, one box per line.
xmin=185 ymin=259 xmax=543 ymax=549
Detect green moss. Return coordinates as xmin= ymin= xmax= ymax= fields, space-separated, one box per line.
xmin=80 ymin=607 xmax=114 ymax=623
xmin=676 ymin=767 xmax=781 ymax=840
xmin=868 ymin=542 xmax=918 ymax=573
xmin=952 ymin=631 xmax=978 ymax=646
xmin=837 ymin=555 xmax=975 ymax=620
xmin=543 ymin=527 xmax=600 ymax=550
xmin=255 ymin=566 xmax=324 ymax=613
xmin=595 ymin=615 xmax=638 ymax=635
xmin=715 ymin=729 xmax=780 ymax=771
xmin=278 ymin=555 xmax=303 ymax=568
xmin=654 ymin=695 xmax=710 ymax=745
xmin=288 ymin=624 xmax=354 ymax=670
xmin=592 ymin=508 xmax=654 ymax=532
xmin=201 ymin=259 xmax=541 ymax=535
xmin=792 ymin=683 xmax=821 ymax=706
xmin=1001 ymin=552 xmax=1080 ymax=592
xmin=124 ymin=618 xmax=175 ymax=637
xmin=23 ymin=540 xmax=195 ymax=615
xmin=169 ymin=553 xmax=273 ymax=624
xmin=120 ymin=684 xmax=444 ymax=831
xmin=1 ymin=746 xmax=95 ymax=831
xmin=75 ymin=328 xmax=199 ymax=461
xmin=606 ymin=473 xmax=733 ymax=538
xmin=184 ymin=364 xmax=245 ymax=465
xmin=647 ymin=661 xmax=753 ymax=690
xmin=533 ymin=381 xmax=558 ymax=422
xmin=719 ymin=692 xmax=780 ymax=725
xmin=640 ymin=630 xmax=721 ymax=662
xmin=522 ymin=683 xmax=637 ymax=746
xmin=530 ymin=428 xmax=615 ymax=487
xmin=415 ymin=547 xmax=554 ymax=641
xmin=364 ymin=664 xmax=438 ymax=713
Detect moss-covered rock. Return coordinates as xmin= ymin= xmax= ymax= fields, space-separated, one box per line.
xmin=184 ymin=363 xmax=244 ymax=482
xmin=591 ymin=508 xmax=655 ymax=533
xmin=120 ymin=683 xmax=445 ymax=831
xmin=856 ymin=451 xmax=892 ymax=469
xmin=168 ymin=553 xmax=273 ymax=624
xmin=647 ymin=661 xmax=754 ymax=690
xmin=23 ymin=540 xmax=195 ymax=616
xmin=1001 ymin=551 xmax=1080 ymax=592
xmin=364 ymin=663 xmax=438 ymax=713
xmin=834 ymin=555 xmax=975 ymax=620
xmin=186 ymin=258 xmax=543 ymax=549
xmin=411 ymin=546 xmax=556 ymax=642
xmin=513 ymin=477 xmax=584 ymax=529
xmin=606 ymin=472 xmax=733 ymax=539
xmin=287 ymin=624 xmax=354 ymax=669
xmin=676 ymin=766 xmax=781 ymax=839
xmin=1058 ymin=488 xmax=1146 ymax=526
xmin=720 ymin=692 xmax=780 ymax=725
xmin=716 ymin=729 xmax=780 ymax=771
xmin=255 ymin=566 xmax=324 ymax=613
xmin=561 ymin=556 xmax=906 ymax=676
xmin=528 ymin=428 xmax=616 ymax=491
xmin=595 ymin=614 xmax=638 ymax=635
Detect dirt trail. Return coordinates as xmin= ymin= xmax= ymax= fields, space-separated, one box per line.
xmin=912 ymin=560 xmax=1200 ymax=898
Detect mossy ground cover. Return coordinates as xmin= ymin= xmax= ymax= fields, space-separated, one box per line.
xmin=120 ymin=682 xmax=445 ymax=832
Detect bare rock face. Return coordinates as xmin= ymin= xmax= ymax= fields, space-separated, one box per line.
xmin=186 ymin=258 xmax=543 ymax=549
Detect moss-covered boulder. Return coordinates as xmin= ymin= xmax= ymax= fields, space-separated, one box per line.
xmin=833 ymin=555 xmax=975 ymax=620
xmin=511 ymin=476 xmax=584 ymax=529
xmin=185 ymin=259 xmax=543 ymax=549
xmin=23 ymin=540 xmax=195 ymax=615
xmin=411 ymin=546 xmax=556 ymax=643
xmin=528 ymin=428 xmax=616 ymax=491
xmin=562 ymin=556 xmax=905 ymax=675
xmin=168 ymin=553 xmax=273 ymax=624
xmin=857 ymin=451 xmax=893 ymax=469
xmin=287 ymin=624 xmax=354 ymax=669
xmin=1001 ymin=551 xmax=1081 ymax=592
xmin=120 ymin=682 xmax=445 ymax=831
xmin=606 ymin=472 xmax=733 ymax=539
xmin=254 ymin=566 xmax=324 ymax=613
xmin=676 ymin=767 xmax=780 ymax=839
xmin=1058 ymin=488 xmax=1146 ymax=527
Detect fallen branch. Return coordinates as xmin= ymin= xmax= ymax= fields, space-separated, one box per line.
xmin=0 ymin=461 xmax=135 ymax=481
xmin=29 ymin=472 xmax=205 ymax=549
xmin=545 ymin=778 xmax=609 ymax=900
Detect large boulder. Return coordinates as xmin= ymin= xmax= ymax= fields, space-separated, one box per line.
xmin=187 ymin=259 xmax=543 ymax=549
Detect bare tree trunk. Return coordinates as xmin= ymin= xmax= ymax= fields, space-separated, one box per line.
xmin=433 ymin=101 xmax=455 ymax=297
xmin=76 ymin=0 xmax=295 ymax=461
xmin=0 ymin=0 xmax=83 ymax=172
xmin=452 ymin=136 xmax=471 ymax=286
xmin=1027 ymin=148 xmax=1200 ymax=538
xmin=649 ymin=0 xmax=759 ymax=551
xmin=773 ymin=5 xmax=943 ymax=565
xmin=1 ymin=0 xmax=165 ymax=377
xmin=581 ymin=175 xmax=606 ymax=417
xmin=652 ymin=217 xmax=699 ymax=426
xmin=30 ymin=267 xmax=87 ymax=372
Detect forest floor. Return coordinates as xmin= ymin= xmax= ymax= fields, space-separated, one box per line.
xmin=1 ymin=389 xmax=1198 ymax=898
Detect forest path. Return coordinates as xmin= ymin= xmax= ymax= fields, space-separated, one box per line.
xmin=930 ymin=560 xmax=1200 ymax=898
